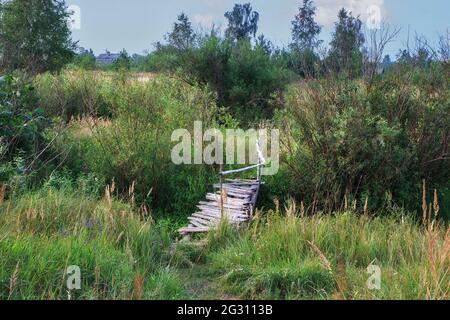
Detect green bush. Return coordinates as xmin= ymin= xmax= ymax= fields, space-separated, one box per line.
xmin=34 ymin=70 xmax=113 ymax=120
xmin=151 ymin=36 xmax=292 ymax=124
xmin=50 ymin=75 xmax=219 ymax=216
xmin=274 ymin=65 xmax=450 ymax=216
xmin=0 ymin=74 xmax=50 ymax=184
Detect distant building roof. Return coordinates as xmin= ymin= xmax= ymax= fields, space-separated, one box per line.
xmin=96 ymin=52 xmax=120 ymax=64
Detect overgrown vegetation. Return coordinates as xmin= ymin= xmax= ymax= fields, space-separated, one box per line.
xmin=0 ymin=185 xmax=185 ymax=299
xmin=0 ymin=0 xmax=449 ymax=300
xmin=203 ymin=202 xmax=449 ymax=300
xmin=272 ymin=63 xmax=450 ymax=215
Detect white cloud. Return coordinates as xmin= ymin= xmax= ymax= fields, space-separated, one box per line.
xmin=315 ymin=0 xmax=385 ymax=27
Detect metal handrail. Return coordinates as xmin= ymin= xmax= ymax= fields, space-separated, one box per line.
xmin=219 ymin=163 xmax=265 ymax=176
xmin=219 ymin=139 xmax=266 ymax=176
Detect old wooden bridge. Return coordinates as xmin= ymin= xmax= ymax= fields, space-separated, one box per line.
xmin=178 ymin=141 xmax=266 ymax=236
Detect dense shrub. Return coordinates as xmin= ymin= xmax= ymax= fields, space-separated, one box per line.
xmin=0 ymin=74 xmax=50 ymax=184
xmin=34 ymin=70 xmax=113 ymax=120
xmin=51 ymin=75 xmax=219 ymax=216
xmin=72 ymin=50 xmax=97 ymax=71
xmin=152 ymin=36 xmax=292 ymax=124
xmin=274 ymin=65 xmax=450 ymax=216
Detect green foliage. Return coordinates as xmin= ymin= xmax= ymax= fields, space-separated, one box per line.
xmin=275 ymin=65 xmax=450 ymax=215
xmin=50 ymin=75 xmax=219 ymax=216
xmin=288 ymin=0 xmax=322 ymax=78
xmin=112 ymin=50 xmax=132 ymax=71
xmin=34 ymin=70 xmax=113 ymax=120
xmin=167 ymin=13 xmax=196 ymax=51
xmin=288 ymin=47 xmax=320 ymax=78
xmin=225 ymin=40 xmax=289 ymax=117
xmin=73 ymin=49 xmax=97 ymax=70
xmin=327 ymin=8 xmax=365 ymax=78
xmin=205 ymin=208 xmax=449 ymax=299
xmin=0 ymin=186 xmax=185 ymax=300
xmin=224 ymin=3 xmax=260 ymax=42
xmin=0 ymin=74 xmax=50 ymax=184
xmin=163 ymin=35 xmax=291 ymax=123
xmin=0 ymin=0 xmax=76 ymax=74
xmin=291 ymin=0 xmax=322 ymax=51
xmin=0 ymin=235 xmax=135 ymax=300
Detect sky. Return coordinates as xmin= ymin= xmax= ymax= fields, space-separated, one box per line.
xmin=67 ymin=0 xmax=450 ymax=57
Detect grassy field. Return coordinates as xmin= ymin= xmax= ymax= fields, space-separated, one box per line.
xmin=1 ymin=68 xmax=449 ymax=300
xmin=1 ymin=185 xmax=448 ymax=300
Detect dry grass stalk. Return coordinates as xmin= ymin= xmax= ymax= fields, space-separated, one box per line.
xmin=334 ymin=256 xmax=349 ymax=300
xmin=8 ymin=261 xmax=21 ymax=299
xmin=442 ymin=229 xmax=450 ymax=266
xmin=105 ymin=185 xmax=111 ymax=206
xmin=300 ymin=201 xmax=305 ymax=217
xmin=363 ymin=196 xmax=369 ymax=215
xmin=307 ymin=241 xmax=332 ymax=273
xmin=285 ymin=199 xmax=296 ymax=219
xmin=307 ymin=240 xmax=348 ymax=300
xmin=422 ymin=180 xmax=427 ymax=225
xmin=274 ymin=199 xmax=280 ymax=215
xmin=433 ymin=190 xmax=440 ymax=217
xmin=129 ymin=181 xmax=136 ymax=207
xmin=132 ymin=273 xmax=144 ymax=300
xmin=0 ymin=184 xmax=5 ymax=203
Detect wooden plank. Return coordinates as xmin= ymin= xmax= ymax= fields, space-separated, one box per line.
xmin=188 ymin=218 xmax=208 ymax=228
xmin=226 ymin=179 xmax=260 ymax=184
xmin=197 ymin=207 xmax=248 ymax=217
xmin=220 ymin=190 xmax=252 ymax=198
xmin=199 ymin=201 xmax=248 ymax=211
xmin=215 ymin=185 xmax=256 ymax=194
xmin=212 ymin=189 xmax=252 ymax=200
xmin=179 ymin=174 xmax=262 ymax=235
xmin=214 ymin=183 xmax=259 ymax=190
xmin=199 ymin=207 xmax=249 ymax=219
xmin=199 ymin=200 xmax=247 ymax=209
xmin=178 ymin=227 xmax=210 ymax=233
xmin=223 ymin=188 xmax=255 ymax=196
xmin=206 ymin=194 xmax=250 ymax=205
xmin=223 ymin=192 xmax=252 ymax=200
xmin=192 ymin=213 xmax=220 ymax=221
xmin=192 ymin=213 xmax=247 ymax=224
xmin=195 ymin=209 xmax=248 ymax=220
xmin=189 ymin=216 xmax=217 ymax=227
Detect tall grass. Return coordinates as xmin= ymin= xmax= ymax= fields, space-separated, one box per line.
xmin=0 ymin=185 xmax=185 ymax=300
xmin=204 ymin=202 xmax=449 ymax=300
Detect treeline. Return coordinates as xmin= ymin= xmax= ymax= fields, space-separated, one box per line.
xmin=72 ymin=1 xmax=449 ymax=120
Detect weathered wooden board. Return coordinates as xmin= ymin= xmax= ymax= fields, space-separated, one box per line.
xmin=179 ymin=227 xmax=210 ymax=233
xmin=179 ymin=178 xmax=261 ymax=235
xmin=206 ymin=193 xmax=250 ymax=204
xmin=197 ymin=205 xmax=248 ymax=216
